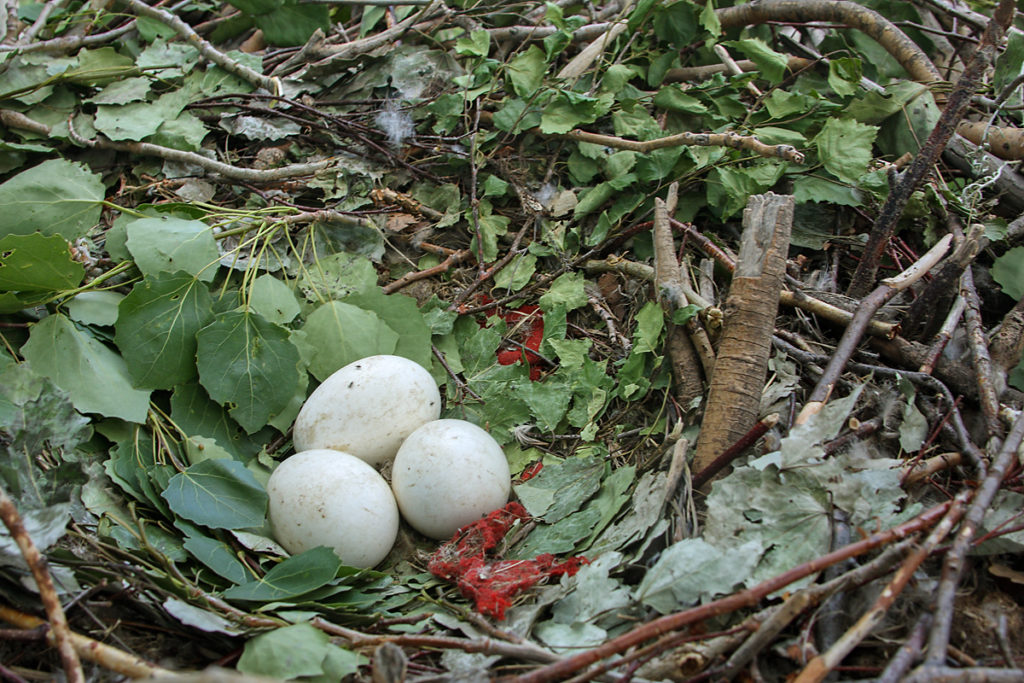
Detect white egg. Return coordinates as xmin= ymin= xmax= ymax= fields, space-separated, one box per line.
xmin=391 ymin=419 xmax=511 ymax=540
xmin=267 ymin=449 xmax=399 ymax=568
xmin=292 ymin=355 xmax=441 ymax=466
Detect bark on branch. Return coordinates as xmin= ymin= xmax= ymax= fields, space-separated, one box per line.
xmin=693 ymin=193 xmax=793 ymax=480
xmin=716 ymin=0 xmax=941 ymax=84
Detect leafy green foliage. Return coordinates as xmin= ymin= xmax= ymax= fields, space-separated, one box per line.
xmin=162 ymin=459 xmax=268 ymax=530
xmin=22 ymin=314 xmax=151 ymax=422
xmin=0 ymin=234 xmax=84 ymax=292
xmin=0 ymin=159 xmax=104 ymax=239
xmin=223 ymin=546 xmax=342 ymax=601
xmin=992 ymin=246 xmax=1024 ymax=300
xmin=125 ymin=217 xmax=221 ymax=282
xmin=0 ymin=363 xmax=92 ymax=566
xmin=0 ymin=0 xmax=1010 ymax=670
xmin=115 ymin=273 xmax=214 ymax=389
xmin=195 ymin=311 xmax=302 ymax=433
xmin=237 ymin=622 xmax=364 ymax=679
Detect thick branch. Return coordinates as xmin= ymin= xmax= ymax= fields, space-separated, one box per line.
xmin=716 ymin=0 xmax=940 ymax=83
xmin=693 ymin=193 xmax=793 ymax=478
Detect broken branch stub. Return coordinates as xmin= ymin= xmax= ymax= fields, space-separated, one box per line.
xmin=693 ymin=193 xmax=794 ymax=481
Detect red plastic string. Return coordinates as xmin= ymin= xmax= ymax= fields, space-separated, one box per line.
xmin=428 ymin=503 xmax=587 ymax=619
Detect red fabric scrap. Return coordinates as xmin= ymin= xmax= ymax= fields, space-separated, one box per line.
xmin=474 ymin=296 xmax=547 ymax=381
xmin=428 ymin=502 xmax=588 ymax=619
xmin=518 ymin=461 xmax=543 ymax=482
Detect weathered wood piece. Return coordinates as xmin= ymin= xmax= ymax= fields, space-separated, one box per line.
xmin=692 ymin=193 xmax=793 ymax=479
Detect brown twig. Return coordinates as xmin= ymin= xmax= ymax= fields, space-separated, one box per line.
xmin=716 ymin=0 xmax=940 ymax=84
xmin=847 ymin=0 xmax=1015 ymax=297
xmin=312 ymin=618 xmax=561 ymax=664
xmin=0 ymin=485 xmax=83 ymax=683
xmin=560 ymin=128 xmax=805 ymax=164
xmin=793 ymin=489 xmax=971 ymax=683
xmin=918 ymin=296 xmax=966 ymax=375
xmin=513 ymin=499 xmax=954 ymax=683
xmin=3 ymin=602 xmax=257 ymax=680
xmin=961 ymin=267 xmax=1004 ymax=440
xmin=664 ymin=56 xmax=813 ymax=83
xmin=877 ymin=613 xmax=933 ymax=683
xmin=120 ymin=0 xmax=277 ymax=93
xmin=654 ymin=195 xmax=716 ymax=379
xmin=691 ymin=414 xmax=779 ymax=491
xmin=716 ymin=539 xmax=914 ymax=680
xmin=68 ymin=118 xmax=335 ymax=182
xmin=798 ymin=235 xmax=952 ymax=424
xmin=925 ymin=410 xmax=1024 ymax=666
xmin=383 ymin=249 xmax=473 ymax=294
xmin=903 ymin=666 xmax=1024 ymax=682
xmin=902 ymin=451 xmax=964 ymax=486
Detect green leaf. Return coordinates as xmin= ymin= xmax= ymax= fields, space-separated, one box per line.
xmin=311 ymin=645 xmax=365 ymax=682
xmin=515 ymin=506 xmax=602 ymax=556
xmin=0 ymin=233 xmax=84 ymax=292
xmin=125 ymin=217 xmax=221 ymax=282
xmin=590 ymin=471 xmax=667 ymax=555
xmin=897 ymin=375 xmax=928 ymax=454
xmin=0 ymin=363 xmax=91 ymax=507
xmin=633 ymin=301 xmax=664 ymax=353
xmin=162 ymin=597 xmax=246 ymax=636
xmin=296 ymin=252 xmax=378 ymax=301
xmin=223 ymin=546 xmax=341 ymax=601
xmin=707 ymin=162 xmax=787 ymax=219
xmin=539 ymin=272 xmax=588 ymax=312
xmin=704 ymin=465 xmax=830 ymax=591
xmin=534 ymin=622 xmax=608 ymax=653
xmin=828 ymin=57 xmax=862 ymax=97
xmin=494 ymin=253 xmax=537 ymax=292
xmin=105 ymin=429 xmax=173 ymax=515
xmin=482 ymin=174 xmax=509 ymax=197
xmin=765 ymin=90 xmax=818 ymax=120
xmin=515 ymin=376 xmax=573 ymax=432
xmin=302 ymin=301 xmax=400 ymax=381
xmin=115 ymin=273 xmax=215 ymax=390
xmin=170 ymin=383 xmax=267 ymax=462
xmin=653 ymin=86 xmax=708 ymax=114
xmin=507 ymin=45 xmax=546 ymax=97
xmin=727 ymin=38 xmax=788 ymax=84
xmin=162 ymin=459 xmax=268 ymax=530
xmin=455 ymin=29 xmax=490 ymax=57
xmin=992 ymin=246 xmax=1024 ymax=300
xmin=249 ymin=273 xmax=300 ymax=324
xmin=253 ymin=3 xmax=329 ymax=46
xmin=653 ymin=1 xmax=699 ymax=46
xmin=22 ymin=314 xmax=151 ymax=422
xmin=237 ymin=622 xmax=331 ymax=678
xmin=540 ymin=92 xmax=603 ymax=134
xmin=195 ymin=311 xmax=302 ymax=433
xmin=0 ymin=159 xmax=104 ymax=240
xmin=94 ymin=90 xmax=190 ymax=141
xmin=513 ymin=457 xmax=604 ymax=522
xmin=813 ymin=117 xmax=877 ymax=184
xmin=793 ymin=175 xmax=863 ymax=207
xmin=637 ymin=538 xmax=762 ymax=612
xmin=67 ymin=291 xmax=123 ymax=326
xmin=699 ymin=0 xmax=720 ymax=38
xmin=182 ymin=532 xmax=252 ymax=584
xmin=342 ymin=289 xmax=432 ymax=369
xmin=995 ymin=30 xmax=1024 ymax=92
